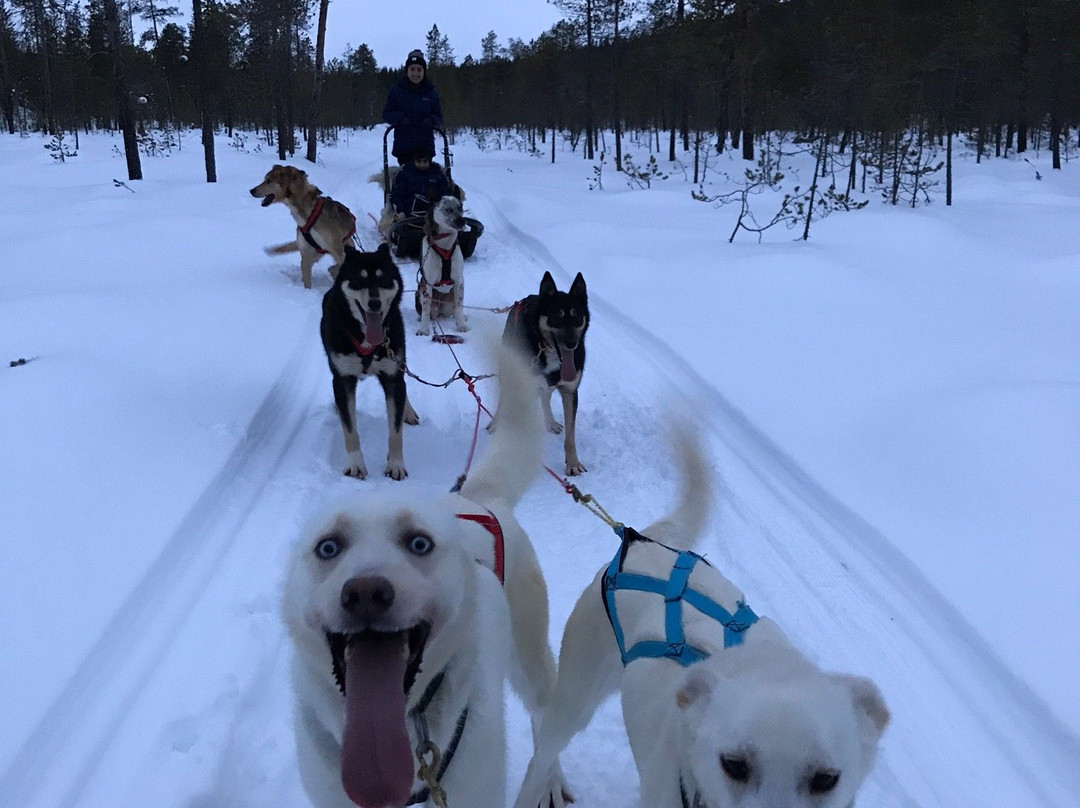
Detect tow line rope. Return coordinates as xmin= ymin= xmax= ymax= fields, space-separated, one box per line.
xmin=542 ymin=465 xmax=624 ymax=537
xmin=405 ymin=298 xmax=622 ymax=532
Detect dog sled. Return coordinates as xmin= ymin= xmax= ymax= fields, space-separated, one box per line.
xmin=380 ymin=125 xmax=484 ymax=260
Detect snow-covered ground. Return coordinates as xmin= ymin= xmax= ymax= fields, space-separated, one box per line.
xmin=1 ymin=127 xmax=1078 ymax=808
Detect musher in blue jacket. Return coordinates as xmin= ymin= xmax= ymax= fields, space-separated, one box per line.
xmin=382 ymin=49 xmax=444 ymax=165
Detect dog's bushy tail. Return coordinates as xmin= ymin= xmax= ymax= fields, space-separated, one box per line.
xmin=640 ymin=425 xmax=715 ymax=550
xmin=368 ymin=166 xmax=400 ymax=192
xmin=265 ymin=241 xmax=300 ymax=255
xmin=459 ymin=344 xmax=542 ymax=509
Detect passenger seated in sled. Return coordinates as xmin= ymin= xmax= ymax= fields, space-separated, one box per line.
xmin=390 ymin=150 xmax=453 ymax=219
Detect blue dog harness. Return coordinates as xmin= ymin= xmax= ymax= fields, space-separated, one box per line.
xmin=602 ymin=527 xmax=758 ymax=666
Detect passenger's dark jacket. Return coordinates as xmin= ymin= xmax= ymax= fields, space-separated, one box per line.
xmin=390 ymin=161 xmax=452 ymax=216
xmin=382 ymin=76 xmax=444 ymax=162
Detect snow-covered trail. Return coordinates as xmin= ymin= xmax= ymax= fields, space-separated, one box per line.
xmin=2 ymin=144 xmax=1077 ymax=808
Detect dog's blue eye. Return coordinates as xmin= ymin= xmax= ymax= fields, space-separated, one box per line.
xmin=720 ymin=755 xmax=750 ymax=783
xmin=314 ymin=537 xmax=343 ymax=560
xmin=808 ymin=770 xmax=840 ymax=794
xmin=406 ymin=534 xmax=434 ymax=556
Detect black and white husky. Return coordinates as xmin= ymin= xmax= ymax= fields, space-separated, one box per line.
xmin=498 ymin=271 xmax=590 ymax=476
xmin=320 ymin=243 xmax=419 ymax=480
xmin=415 ymin=195 xmax=469 ymax=336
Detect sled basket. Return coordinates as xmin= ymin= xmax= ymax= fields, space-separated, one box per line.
xmin=380 ymin=125 xmax=485 ymax=260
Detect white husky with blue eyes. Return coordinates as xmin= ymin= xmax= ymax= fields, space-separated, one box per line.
xmin=512 ymin=435 xmax=890 ymax=808
xmin=282 ymin=346 xmax=568 ymax=808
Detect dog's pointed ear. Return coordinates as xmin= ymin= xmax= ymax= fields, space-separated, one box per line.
xmin=676 ymin=666 xmax=717 ymax=709
xmin=375 ymin=242 xmax=392 ymax=260
xmin=569 ymin=272 xmax=587 ymax=299
xmin=539 ymin=271 xmax=557 ymax=297
xmin=835 ymin=674 xmax=890 ymax=741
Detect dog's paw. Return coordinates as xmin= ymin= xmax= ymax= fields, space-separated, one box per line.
xmin=565 ymin=459 xmax=587 ymax=476
xmin=404 ymin=405 xmax=421 ymax=426
xmin=384 ymin=462 xmax=408 ymax=481
xmin=343 ymin=464 xmax=368 ymax=479
xmin=415 ymin=325 xmax=431 ymax=336
xmin=455 ymin=320 xmax=470 ymax=332
xmin=538 ymin=761 xmax=574 ymax=808
xmin=547 ymin=420 xmax=564 ymax=435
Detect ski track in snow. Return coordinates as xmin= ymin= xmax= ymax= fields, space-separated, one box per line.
xmin=0 ymin=315 xmax=329 ymax=808
xmin=4 ymin=167 xmax=1078 ymax=808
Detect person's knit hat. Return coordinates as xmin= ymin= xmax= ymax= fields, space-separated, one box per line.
xmin=405 ymin=49 xmax=426 ymax=70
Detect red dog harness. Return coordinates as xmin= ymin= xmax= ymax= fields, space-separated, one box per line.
xmin=300 ymin=197 xmax=356 ymax=255
xmin=455 ymin=510 xmax=504 ymax=584
xmin=344 ymin=330 xmax=378 ymax=357
xmin=427 ymin=232 xmax=457 ymax=264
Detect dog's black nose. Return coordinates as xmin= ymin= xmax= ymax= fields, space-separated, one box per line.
xmin=341 ymin=576 xmax=395 ymax=620
xmin=367 ymin=299 xmax=382 ymax=312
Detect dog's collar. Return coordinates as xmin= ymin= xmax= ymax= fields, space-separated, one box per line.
xmin=455 ymin=510 xmax=505 ymax=585
xmin=601 ymin=527 xmax=758 ymax=667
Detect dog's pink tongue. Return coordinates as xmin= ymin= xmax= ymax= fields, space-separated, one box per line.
xmin=341 ymin=634 xmax=414 ymax=808
xmin=364 ymin=311 xmax=385 ymax=347
xmin=560 ymin=348 xmax=577 ymax=382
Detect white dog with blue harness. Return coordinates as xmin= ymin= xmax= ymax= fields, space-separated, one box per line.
xmin=512 ymin=435 xmax=889 ymax=808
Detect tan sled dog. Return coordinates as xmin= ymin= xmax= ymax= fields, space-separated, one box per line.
xmin=251 ymin=164 xmax=357 ymax=289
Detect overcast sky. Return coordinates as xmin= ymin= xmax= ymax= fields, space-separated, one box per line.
xmin=321 ymin=1 xmax=565 ymax=68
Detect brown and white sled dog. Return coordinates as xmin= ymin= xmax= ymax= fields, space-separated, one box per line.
xmin=283 ymin=345 xmax=569 ymax=808
xmin=251 ymin=164 xmax=357 ymax=289
xmin=415 ymin=195 xmax=469 ymax=336
xmin=513 ymin=434 xmax=890 ymax=808
xmin=320 ymin=244 xmax=419 ymax=480
xmin=496 ymin=271 xmax=589 ymax=476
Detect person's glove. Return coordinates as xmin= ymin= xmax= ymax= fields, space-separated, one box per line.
xmin=420 ymin=117 xmax=434 ymax=129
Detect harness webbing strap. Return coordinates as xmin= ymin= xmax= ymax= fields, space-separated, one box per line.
xmin=345 ymin=329 xmax=379 ymax=356
xmin=455 ymin=510 xmax=504 ymax=585
xmin=680 ymin=773 xmax=704 ymax=808
xmin=602 ymin=529 xmax=758 ymax=667
xmin=428 ymin=233 xmax=456 ymax=262
xmin=411 ymin=670 xmax=446 ymax=716
xmin=300 ymin=197 xmax=356 ymax=255
xmin=300 ymin=197 xmax=327 ymax=254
